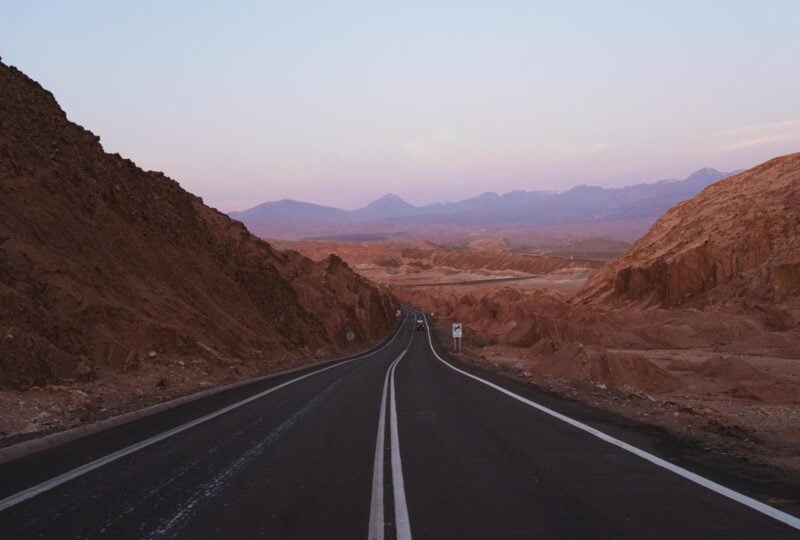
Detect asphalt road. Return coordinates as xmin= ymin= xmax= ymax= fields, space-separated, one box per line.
xmin=1 ymin=310 xmax=798 ymax=539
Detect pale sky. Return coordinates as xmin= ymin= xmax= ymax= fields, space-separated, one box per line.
xmin=2 ymin=1 xmax=799 ymax=211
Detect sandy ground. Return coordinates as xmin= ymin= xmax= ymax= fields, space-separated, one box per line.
xmin=357 ymin=263 xmax=594 ymax=292
xmin=272 ymin=239 xmax=603 ymax=288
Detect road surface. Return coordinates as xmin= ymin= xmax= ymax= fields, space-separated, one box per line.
xmin=1 ymin=310 xmax=798 ymax=539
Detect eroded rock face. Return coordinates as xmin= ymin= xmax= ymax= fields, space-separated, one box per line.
xmin=577 ymin=153 xmax=800 ymax=308
xmin=0 ymin=327 xmax=67 ymax=389
xmin=0 ymin=61 xmax=398 ymax=389
xmin=773 ymin=256 xmax=800 ymax=302
xmin=74 ymin=359 xmax=97 ymax=382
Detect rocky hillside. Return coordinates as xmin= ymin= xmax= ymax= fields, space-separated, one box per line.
xmin=577 ymin=153 xmax=800 ymax=308
xmin=0 ymin=61 xmax=398 ymax=390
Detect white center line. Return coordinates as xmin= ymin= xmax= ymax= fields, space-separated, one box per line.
xmin=389 ymin=352 xmax=412 ymax=540
xmin=368 ymin=326 xmax=414 ymax=540
xmin=418 ymin=311 xmax=800 ymax=532
xmin=368 ymin=353 xmax=395 ymax=540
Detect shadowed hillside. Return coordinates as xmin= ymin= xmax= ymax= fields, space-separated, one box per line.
xmin=0 ymin=60 xmax=398 ymax=391
xmin=578 ymin=153 xmax=800 ymax=309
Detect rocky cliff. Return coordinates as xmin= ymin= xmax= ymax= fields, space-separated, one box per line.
xmin=577 ymin=153 xmax=800 ymax=309
xmin=0 ymin=60 xmax=398 ymax=390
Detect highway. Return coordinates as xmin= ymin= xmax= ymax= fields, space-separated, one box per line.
xmin=0 ymin=310 xmax=799 ymax=539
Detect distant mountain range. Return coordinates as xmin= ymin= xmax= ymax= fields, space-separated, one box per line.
xmin=230 ymin=168 xmax=736 ymax=241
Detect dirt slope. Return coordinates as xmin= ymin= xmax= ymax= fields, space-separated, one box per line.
xmin=577 ymin=153 xmax=800 ymax=308
xmin=0 ymin=60 xmax=397 ymax=390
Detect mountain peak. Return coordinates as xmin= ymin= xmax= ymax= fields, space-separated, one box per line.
xmin=231 ymin=168 xmax=737 ymax=235
xmin=343 ymin=193 xmax=421 ymax=220
xmin=685 ymin=167 xmax=723 ymax=182
xmin=365 ymin=193 xmax=412 ymax=207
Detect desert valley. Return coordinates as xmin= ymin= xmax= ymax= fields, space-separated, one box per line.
xmin=2 ymin=3 xmax=800 ymax=536
xmin=261 ymin=158 xmax=800 ymax=475
xmin=2 ymin=56 xmax=799 ymax=479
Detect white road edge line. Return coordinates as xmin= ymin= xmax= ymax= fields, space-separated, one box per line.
xmin=419 ymin=312 xmax=800 ymax=532
xmin=389 ymin=351 xmax=412 ymax=540
xmin=0 ymin=316 xmax=410 ymax=514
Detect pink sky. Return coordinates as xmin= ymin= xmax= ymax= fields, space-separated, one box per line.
xmin=2 ymin=2 xmax=799 ymax=211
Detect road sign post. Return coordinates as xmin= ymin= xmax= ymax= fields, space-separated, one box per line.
xmin=346 ymin=330 xmax=355 ymax=347
xmin=452 ymin=323 xmax=463 ymax=352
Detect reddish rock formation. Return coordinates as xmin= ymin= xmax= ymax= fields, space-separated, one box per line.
xmin=577 ymin=153 xmax=800 ymax=308
xmin=0 ymin=61 xmax=398 ymax=390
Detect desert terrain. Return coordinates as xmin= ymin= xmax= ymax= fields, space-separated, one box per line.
xmin=272 ymin=238 xmax=605 ymax=292
xmin=278 ymin=156 xmax=800 ymax=475
xmin=4 ymin=4 xmax=800 ymax=537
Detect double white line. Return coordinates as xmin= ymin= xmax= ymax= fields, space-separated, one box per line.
xmin=368 ymin=346 xmax=412 ymax=540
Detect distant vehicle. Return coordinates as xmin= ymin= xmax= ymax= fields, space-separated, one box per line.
xmin=416 ymin=319 xmax=425 ymax=331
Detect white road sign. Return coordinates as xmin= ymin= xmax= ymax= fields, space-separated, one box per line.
xmin=346 ymin=330 xmax=355 ymax=342
xmin=452 ymin=323 xmax=463 ymax=338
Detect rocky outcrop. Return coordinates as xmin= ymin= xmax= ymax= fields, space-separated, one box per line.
xmin=535 ymin=344 xmax=681 ymax=393
xmin=576 ymin=153 xmax=800 ymax=308
xmin=0 ymin=60 xmax=398 ymax=390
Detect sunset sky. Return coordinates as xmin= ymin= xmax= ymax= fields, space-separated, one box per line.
xmin=2 ymin=1 xmax=799 ymax=210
